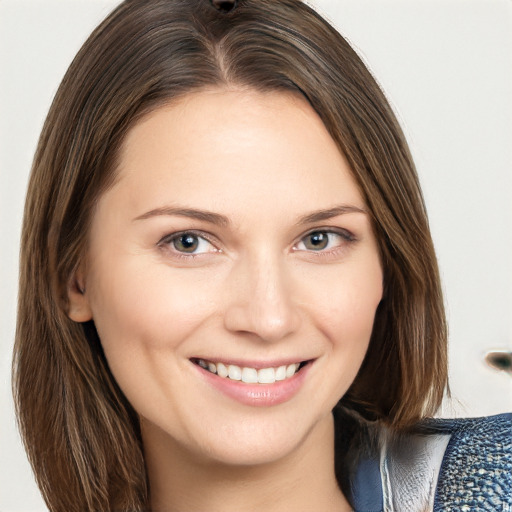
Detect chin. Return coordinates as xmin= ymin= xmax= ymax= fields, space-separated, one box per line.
xmin=197 ymin=429 xmax=308 ymax=467
xmin=178 ymin=408 xmax=332 ymax=469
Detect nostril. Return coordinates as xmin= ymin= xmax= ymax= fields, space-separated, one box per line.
xmin=210 ymin=0 xmax=238 ymax=13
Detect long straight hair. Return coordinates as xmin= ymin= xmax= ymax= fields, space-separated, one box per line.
xmin=13 ymin=0 xmax=447 ymax=510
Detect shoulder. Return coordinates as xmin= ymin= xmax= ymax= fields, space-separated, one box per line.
xmin=430 ymin=413 xmax=512 ymax=512
xmin=334 ymin=408 xmax=512 ymax=512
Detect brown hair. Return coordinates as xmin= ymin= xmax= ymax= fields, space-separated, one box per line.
xmin=13 ymin=0 xmax=447 ymax=510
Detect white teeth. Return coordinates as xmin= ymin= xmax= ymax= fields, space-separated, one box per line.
xmin=286 ymin=363 xmax=298 ymax=378
xmin=196 ymin=358 xmax=304 ymax=383
xmin=228 ymin=365 xmax=242 ymax=381
xmin=275 ymin=365 xmax=287 ymax=381
xmin=241 ymin=367 xmax=258 ymax=383
xmin=258 ymin=367 xmax=275 ymax=384
xmin=216 ymin=362 xmax=228 ymax=378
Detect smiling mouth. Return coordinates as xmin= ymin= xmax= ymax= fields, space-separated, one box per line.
xmin=191 ymin=358 xmax=310 ymax=384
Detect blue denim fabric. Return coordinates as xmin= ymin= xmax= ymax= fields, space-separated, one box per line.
xmin=337 ymin=411 xmax=512 ymax=512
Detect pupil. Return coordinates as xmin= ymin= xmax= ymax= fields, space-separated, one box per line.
xmin=307 ymin=232 xmax=328 ymax=250
xmin=175 ymin=234 xmax=198 ymax=252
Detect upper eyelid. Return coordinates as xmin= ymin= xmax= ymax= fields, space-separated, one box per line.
xmin=296 ymin=227 xmax=356 ymax=242
xmin=157 ymin=231 xmax=222 ymax=257
xmin=156 ymin=226 xmax=356 ymax=252
xmin=158 ymin=229 xmax=218 ymax=245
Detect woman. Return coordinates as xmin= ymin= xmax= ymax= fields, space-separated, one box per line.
xmin=13 ymin=0 xmax=511 ymax=511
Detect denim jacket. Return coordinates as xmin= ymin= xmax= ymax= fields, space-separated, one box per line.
xmin=333 ymin=407 xmax=512 ymax=512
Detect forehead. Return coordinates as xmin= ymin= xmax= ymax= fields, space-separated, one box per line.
xmin=103 ymin=87 xmax=366 ymax=222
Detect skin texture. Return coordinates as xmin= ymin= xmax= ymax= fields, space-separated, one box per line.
xmin=68 ymin=89 xmax=383 ymax=511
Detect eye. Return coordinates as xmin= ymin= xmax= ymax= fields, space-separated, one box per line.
xmin=160 ymin=232 xmax=217 ymax=255
xmin=295 ymin=230 xmax=353 ymax=252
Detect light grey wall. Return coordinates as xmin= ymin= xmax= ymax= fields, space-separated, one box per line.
xmin=1 ymin=1 xmax=511 ymax=510
xmin=1 ymin=3 xmax=121 ymax=510
xmin=312 ymin=0 xmax=512 ymax=420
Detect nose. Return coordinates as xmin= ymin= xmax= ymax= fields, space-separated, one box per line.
xmin=223 ymin=253 xmax=301 ymax=343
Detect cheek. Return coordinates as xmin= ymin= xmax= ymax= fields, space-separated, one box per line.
xmin=87 ymin=259 xmax=218 ymax=358
xmin=309 ymin=260 xmax=383 ymax=353
xmin=86 ymin=261 xmax=223 ymax=419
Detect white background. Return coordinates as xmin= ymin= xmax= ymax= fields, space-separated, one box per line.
xmin=1 ymin=1 xmax=511 ymax=510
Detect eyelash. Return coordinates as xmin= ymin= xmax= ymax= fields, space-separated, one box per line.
xmin=293 ymin=228 xmax=356 ymax=256
xmin=158 ymin=230 xmax=219 ymax=259
xmin=157 ymin=228 xmax=357 ymax=259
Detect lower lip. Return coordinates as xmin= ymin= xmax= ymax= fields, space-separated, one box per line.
xmin=194 ymin=362 xmax=312 ymax=407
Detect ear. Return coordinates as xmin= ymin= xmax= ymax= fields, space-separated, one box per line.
xmin=67 ymin=268 xmax=93 ymax=322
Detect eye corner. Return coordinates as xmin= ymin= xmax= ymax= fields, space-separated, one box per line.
xmin=291 ymin=228 xmax=358 ymax=259
xmin=157 ymin=230 xmax=220 ymax=257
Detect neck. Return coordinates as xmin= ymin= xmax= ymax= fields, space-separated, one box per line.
xmin=142 ymin=413 xmax=351 ymax=512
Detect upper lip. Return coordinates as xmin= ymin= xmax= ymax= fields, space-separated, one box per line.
xmin=190 ymin=357 xmax=314 ymax=369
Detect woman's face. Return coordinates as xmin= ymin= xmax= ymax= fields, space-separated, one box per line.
xmin=71 ymin=89 xmax=383 ymax=466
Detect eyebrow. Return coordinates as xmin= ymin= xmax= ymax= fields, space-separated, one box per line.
xmin=133 ymin=207 xmax=230 ymax=226
xmin=133 ymin=204 xmax=367 ymax=226
xmin=296 ymin=205 xmax=368 ymax=224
